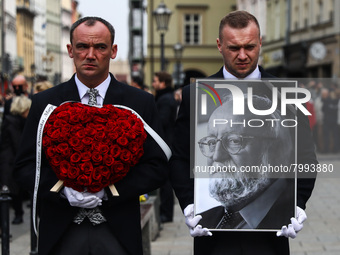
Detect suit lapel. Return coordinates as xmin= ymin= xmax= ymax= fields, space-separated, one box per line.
xmin=59 ymin=75 xmax=82 ymax=104
xmin=103 ymin=74 xmax=125 ymax=105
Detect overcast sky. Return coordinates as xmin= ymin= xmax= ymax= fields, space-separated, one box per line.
xmin=77 ymin=0 xmax=130 ymax=60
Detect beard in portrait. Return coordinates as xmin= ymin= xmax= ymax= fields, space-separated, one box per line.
xmin=198 ymin=94 xmax=295 ymax=230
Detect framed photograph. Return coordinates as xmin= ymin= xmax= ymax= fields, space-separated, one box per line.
xmin=192 ymin=79 xmax=299 ymax=231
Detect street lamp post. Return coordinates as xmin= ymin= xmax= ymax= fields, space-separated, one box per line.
xmin=173 ymin=42 xmax=183 ymax=88
xmin=153 ymin=1 xmax=171 ymax=71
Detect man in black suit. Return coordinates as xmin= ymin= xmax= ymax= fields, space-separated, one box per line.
xmin=170 ymin=10 xmax=317 ymax=255
xmin=14 ymin=17 xmax=168 ymax=255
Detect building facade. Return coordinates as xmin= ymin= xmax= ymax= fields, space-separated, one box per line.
xmin=262 ymin=0 xmax=340 ymax=79
xmin=16 ymin=0 xmax=35 ymax=87
xmin=61 ymin=0 xmax=74 ymax=82
xmin=144 ymin=0 xmax=237 ymax=88
xmin=33 ymin=0 xmax=47 ymax=81
xmin=46 ymin=0 xmax=61 ymax=84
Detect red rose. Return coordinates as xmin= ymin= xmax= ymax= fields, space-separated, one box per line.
xmin=59 ymin=160 xmax=71 ymax=179
xmin=117 ymin=136 xmax=129 ymax=147
xmin=70 ymin=152 xmax=81 ymax=163
xmin=45 ymin=146 xmax=56 ymax=158
xmin=93 ymin=116 xmax=108 ymax=124
xmin=69 ymin=137 xmax=81 ymax=148
xmin=110 ymin=144 xmax=121 ymax=158
xmin=103 ymin=154 xmax=115 ymax=166
xmin=87 ymin=183 xmax=103 ymax=193
xmin=56 ymin=143 xmax=69 ymax=154
xmin=99 ymin=144 xmax=109 ymax=154
xmin=68 ymin=166 xmax=80 ymax=179
xmin=64 ymin=180 xmax=84 ymax=192
xmin=50 ymin=156 xmax=62 ymax=167
xmin=113 ymin=161 xmax=125 ymax=173
xmin=94 ymin=130 xmax=106 ymax=141
xmin=82 ymin=136 xmax=94 ymax=146
xmin=128 ymin=141 xmax=140 ymax=154
xmin=120 ymin=148 xmax=132 ymax=162
xmin=91 ymin=151 xmax=103 ymax=165
xmin=92 ymin=167 xmax=103 ymax=181
xmin=119 ymin=120 xmax=131 ymax=130
xmin=50 ymin=129 xmax=62 ymax=140
xmin=81 ymin=161 xmax=93 ymax=175
xmin=77 ymin=174 xmax=91 ymax=186
xmin=81 ymin=151 xmax=92 ymax=162
xmin=75 ymin=129 xmax=86 ymax=139
xmin=99 ymin=165 xmax=111 ymax=179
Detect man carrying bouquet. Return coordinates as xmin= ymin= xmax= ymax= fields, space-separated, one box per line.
xmin=14 ymin=16 xmax=169 ymax=255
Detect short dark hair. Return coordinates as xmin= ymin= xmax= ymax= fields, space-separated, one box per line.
xmin=155 ymin=71 xmax=173 ymax=88
xmin=131 ymin=76 xmax=145 ymax=89
xmin=219 ymin=10 xmax=260 ymax=41
xmin=70 ymin=16 xmax=115 ymax=45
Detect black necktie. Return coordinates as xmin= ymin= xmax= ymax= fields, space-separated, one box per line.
xmin=87 ymin=88 xmax=99 ymax=106
xmin=216 ymin=211 xmax=244 ymax=229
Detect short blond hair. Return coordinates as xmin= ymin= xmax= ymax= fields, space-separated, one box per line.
xmin=10 ymin=95 xmax=32 ymax=115
xmin=34 ymin=81 xmax=53 ymax=93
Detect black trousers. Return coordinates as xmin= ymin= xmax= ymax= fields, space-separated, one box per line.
xmin=51 ymin=219 xmax=129 ymax=255
xmin=160 ymin=180 xmax=174 ymax=222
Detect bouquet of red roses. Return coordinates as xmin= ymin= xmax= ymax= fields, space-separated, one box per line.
xmin=42 ymin=102 xmax=147 ymax=193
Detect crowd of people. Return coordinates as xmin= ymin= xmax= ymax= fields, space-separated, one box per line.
xmin=0 ymin=76 xmax=54 ymax=225
xmin=0 ymin=10 xmax=335 ymax=255
xmin=300 ymin=80 xmax=340 ymax=154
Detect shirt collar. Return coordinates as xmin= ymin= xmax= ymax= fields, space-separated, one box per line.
xmin=222 ymin=66 xmax=261 ymax=79
xmin=239 ymin=178 xmax=287 ymax=229
xmin=75 ymin=74 xmax=111 ymax=101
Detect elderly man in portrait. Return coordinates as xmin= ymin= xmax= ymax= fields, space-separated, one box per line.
xmin=196 ymin=94 xmax=295 ymax=230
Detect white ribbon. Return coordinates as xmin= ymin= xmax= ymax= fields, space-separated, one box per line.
xmin=34 ymin=104 xmax=57 ymax=235
xmin=33 ymin=103 xmax=172 ymax=235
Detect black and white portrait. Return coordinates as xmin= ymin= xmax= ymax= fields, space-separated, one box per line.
xmin=194 ymin=80 xmax=297 ymax=231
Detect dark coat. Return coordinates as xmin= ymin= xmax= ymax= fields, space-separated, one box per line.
xmin=155 ymin=87 xmax=178 ymax=146
xmin=14 ymin=73 xmax=168 ymax=255
xmin=0 ymin=114 xmax=26 ymax=194
xmin=170 ymin=66 xmax=318 ymax=255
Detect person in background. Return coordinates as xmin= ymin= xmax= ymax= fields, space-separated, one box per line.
xmin=131 ymin=76 xmax=151 ymax=93
xmin=322 ymin=88 xmax=339 ymax=153
xmin=152 ymin=71 xmax=178 ymax=223
xmin=0 ymin=95 xmax=32 ymax=224
xmin=14 ymin=16 xmax=168 ymax=255
xmin=2 ymin=75 xmax=29 ymax=118
xmin=170 ymin=10 xmax=317 ymax=255
xmin=34 ymin=80 xmax=54 ymax=94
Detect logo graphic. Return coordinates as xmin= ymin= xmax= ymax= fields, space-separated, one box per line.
xmin=197 ymin=82 xmax=222 ymax=115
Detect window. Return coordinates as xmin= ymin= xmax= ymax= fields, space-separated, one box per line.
xmin=184 ymin=14 xmax=201 ymax=45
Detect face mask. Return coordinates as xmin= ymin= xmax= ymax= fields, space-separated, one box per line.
xmin=13 ymin=86 xmax=24 ymax=96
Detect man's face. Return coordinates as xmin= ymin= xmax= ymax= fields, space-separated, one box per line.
xmin=217 ymin=22 xmax=262 ymax=78
xmin=203 ymin=102 xmax=270 ymax=210
xmin=152 ymin=76 xmax=164 ymax=91
xmin=12 ymin=76 xmax=27 ymax=95
xmin=67 ymin=22 xmax=117 ymax=87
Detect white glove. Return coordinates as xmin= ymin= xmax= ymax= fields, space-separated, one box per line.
xmin=277 ymin=206 xmax=307 ymax=239
xmin=184 ymin=204 xmax=212 ymax=237
xmin=63 ymin=187 xmax=103 ymax=209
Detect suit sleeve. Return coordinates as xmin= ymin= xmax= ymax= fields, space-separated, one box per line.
xmin=14 ymin=95 xmax=69 ymax=210
xmin=296 ymin=108 xmax=318 ymax=210
xmin=169 ymin=85 xmax=194 ymax=211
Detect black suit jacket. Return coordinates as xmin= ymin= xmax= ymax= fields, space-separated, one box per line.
xmin=14 ymin=73 xmax=168 ymax=255
xmin=170 ymin=66 xmax=317 ymax=255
